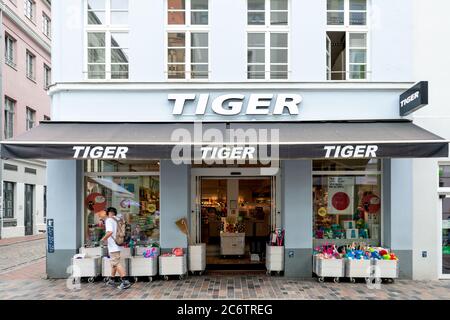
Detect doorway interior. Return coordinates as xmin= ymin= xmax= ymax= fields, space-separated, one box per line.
xmin=193 ymin=174 xmax=278 ymax=270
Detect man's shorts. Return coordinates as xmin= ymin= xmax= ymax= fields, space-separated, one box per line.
xmin=109 ymin=251 xmax=121 ymax=267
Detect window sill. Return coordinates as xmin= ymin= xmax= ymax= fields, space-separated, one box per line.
xmin=5 ymin=61 xmax=18 ymax=71
xmin=27 ymin=75 xmax=37 ymax=83
xmin=25 ymin=16 xmax=37 ymax=26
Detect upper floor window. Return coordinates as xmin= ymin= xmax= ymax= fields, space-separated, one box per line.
xmin=24 ymin=0 xmax=35 ymax=21
xmin=5 ymin=34 xmax=16 ymax=68
xmin=327 ymin=0 xmax=367 ymax=26
xmin=42 ymin=13 xmax=51 ymax=38
xmin=44 ymin=64 xmax=52 ymax=89
xmin=248 ymin=0 xmax=288 ymax=26
xmin=86 ymin=0 xmax=129 ymax=80
xmin=26 ymin=107 xmax=36 ymax=131
xmin=4 ymin=97 xmax=15 ymax=139
xmin=26 ymin=50 xmax=36 ymax=81
xmin=87 ymin=0 xmax=129 ymax=25
xmin=247 ymin=0 xmax=289 ymax=80
xmin=326 ymin=0 xmax=368 ymax=80
xmin=168 ymin=0 xmax=209 ymax=25
xmin=87 ymin=31 xmax=129 ymax=80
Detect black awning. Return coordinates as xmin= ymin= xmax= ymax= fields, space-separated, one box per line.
xmin=1 ymin=120 xmax=448 ymax=160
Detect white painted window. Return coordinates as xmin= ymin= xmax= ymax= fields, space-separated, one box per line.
xmin=26 ymin=50 xmax=36 ymax=80
xmin=86 ymin=0 xmax=129 ymax=80
xmin=44 ymin=64 xmax=51 ymax=88
xmin=326 ymin=0 xmax=368 ymax=80
xmin=247 ymin=0 xmax=289 ymax=80
xmin=5 ymin=34 xmax=16 ymax=67
xmin=4 ymin=97 xmax=15 ymax=139
xmin=24 ymin=0 xmax=35 ymax=21
xmin=168 ymin=0 xmax=208 ymax=26
xmin=26 ymin=107 xmax=36 ymax=131
xmin=167 ymin=0 xmax=209 ymax=80
xmin=42 ymin=13 xmax=51 ymax=38
xmin=87 ymin=0 xmax=129 ymax=25
xmin=327 ymin=0 xmax=367 ymax=26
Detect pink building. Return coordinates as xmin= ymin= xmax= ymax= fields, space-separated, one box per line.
xmin=1 ymin=0 xmax=51 ymax=238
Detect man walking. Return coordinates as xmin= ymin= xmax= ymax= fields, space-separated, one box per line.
xmin=101 ymin=207 xmax=131 ymax=290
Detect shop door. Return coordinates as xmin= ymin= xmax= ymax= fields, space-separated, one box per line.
xmin=24 ymin=184 xmax=34 ymax=236
xmin=440 ymin=195 xmax=450 ymax=278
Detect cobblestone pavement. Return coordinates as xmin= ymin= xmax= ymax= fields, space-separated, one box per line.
xmin=0 ymin=235 xmax=46 ymax=273
xmin=0 ymin=260 xmax=449 ymax=300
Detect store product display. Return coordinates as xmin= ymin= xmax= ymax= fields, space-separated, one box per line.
xmin=313 ymin=243 xmax=398 ymax=261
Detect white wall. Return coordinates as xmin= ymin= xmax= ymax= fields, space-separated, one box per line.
xmin=409 ymin=0 xmax=450 ymax=280
xmin=52 ymin=0 xmax=414 ymax=83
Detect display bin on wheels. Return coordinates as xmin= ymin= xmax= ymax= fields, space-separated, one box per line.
xmin=159 ymin=255 xmax=187 ymax=280
xmin=102 ymin=257 xmax=130 ymax=282
xmin=188 ymin=244 xmax=206 ymax=275
xmin=220 ymin=233 xmax=245 ymax=256
xmin=79 ymin=246 xmax=107 ymax=257
xmin=71 ymin=256 xmax=102 ymax=283
xmin=129 ymin=256 xmax=158 ymax=282
xmin=371 ymin=259 xmax=399 ymax=283
xmin=344 ymin=259 xmax=372 ymax=283
xmin=266 ymin=245 xmax=284 ymax=276
xmin=135 ymin=246 xmax=160 ymax=257
xmin=313 ymin=256 xmax=344 ymax=283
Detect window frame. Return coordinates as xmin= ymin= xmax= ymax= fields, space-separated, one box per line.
xmin=326 ymin=0 xmax=370 ymax=81
xmin=3 ymin=181 xmax=15 ymax=219
xmin=26 ymin=50 xmax=36 ymax=81
xmin=247 ymin=0 xmax=290 ymax=81
xmin=85 ymin=0 xmax=130 ymax=81
xmin=5 ymin=34 xmax=17 ymax=68
xmin=166 ymin=0 xmax=210 ymax=81
xmin=44 ymin=64 xmax=51 ymax=89
xmin=4 ymin=97 xmax=16 ymax=139
xmin=327 ymin=0 xmax=368 ymax=27
xmin=26 ymin=107 xmax=36 ymax=131
xmin=24 ymin=0 xmax=35 ymax=22
xmin=42 ymin=13 xmax=51 ymax=38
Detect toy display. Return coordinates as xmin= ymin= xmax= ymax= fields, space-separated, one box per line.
xmin=313 ymin=242 xmax=399 ymax=283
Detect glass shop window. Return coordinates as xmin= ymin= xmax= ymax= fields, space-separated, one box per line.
xmin=313 ymin=161 xmax=382 ymax=246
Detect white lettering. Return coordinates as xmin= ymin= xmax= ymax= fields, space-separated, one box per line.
xmin=401 ymin=91 xmax=420 ymax=107
xmin=273 ymin=94 xmax=302 ymax=115
xmin=169 ymin=93 xmax=302 ymax=116
xmin=168 ymin=94 xmax=196 ymax=115
xmin=324 ymin=145 xmax=379 ymax=158
xmin=72 ymin=146 xmax=129 ymax=160
xmin=246 ymin=94 xmax=273 ymax=115
xmin=200 ymin=147 xmax=256 ymax=160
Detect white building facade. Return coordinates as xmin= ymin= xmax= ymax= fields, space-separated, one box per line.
xmin=2 ymin=0 xmax=448 ymax=280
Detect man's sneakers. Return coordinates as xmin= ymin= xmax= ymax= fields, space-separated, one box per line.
xmin=106 ymin=279 xmax=118 ymax=287
xmin=117 ymin=279 xmax=132 ymax=290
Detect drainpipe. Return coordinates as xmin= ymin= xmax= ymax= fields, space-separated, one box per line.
xmin=0 ymin=1 xmax=4 ymax=239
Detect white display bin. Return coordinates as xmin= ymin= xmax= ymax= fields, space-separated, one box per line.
xmin=102 ymin=256 xmax=130 ymax=280
xmin=313 ymin=256 xmax=344 ymax=283
xmin=371 ymin=259 xmax=399 ymax=280
xmin=345 ymin=259 xmax=372 ymax=282
xmin=79 ymin=246 xmax=107 ymax=257
xmin=129 ymin=256 xmax=158 ymax=282
xmin=188 ymin=244 xmax=206 ymax=274
xmin=265 ymin=245 xmax=284 ymax=275
xmin=220 ymin=232 xmax=245 ymax=256
xmin=159 ymin=254 xmax=187 ymax=280
xmin=119 ymin=246 xmax=132 ymax=258
xmin=71 ymin=256 xmax=102 ymax=283
xmin=135 ymin=246 xmax=160 ymax=257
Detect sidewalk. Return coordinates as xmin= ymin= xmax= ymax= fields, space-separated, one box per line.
xmin=0 ymin=234 xmax=45 ymax=247
xmin=0 ymin=259 xmax=449 ymax=300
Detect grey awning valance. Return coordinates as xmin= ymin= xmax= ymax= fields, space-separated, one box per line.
xmin=1 ymin=120 xmax=448 ymax=160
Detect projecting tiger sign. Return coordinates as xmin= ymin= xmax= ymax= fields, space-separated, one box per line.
xmin=168 ymin=93 xmax=302 ymax=116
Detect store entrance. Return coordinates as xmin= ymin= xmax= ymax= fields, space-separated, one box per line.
xmin=199 ymin=177 xmax=273 ymax=270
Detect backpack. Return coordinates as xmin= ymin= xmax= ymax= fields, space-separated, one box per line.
xmin=113 ymin=217 xmax=127 ymax=246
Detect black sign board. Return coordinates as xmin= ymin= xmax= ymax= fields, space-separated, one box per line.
xmin=400 ymin=81 xmax=428 ymax=116
xmin=47 ymin=219 xmax=55 ymax=253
